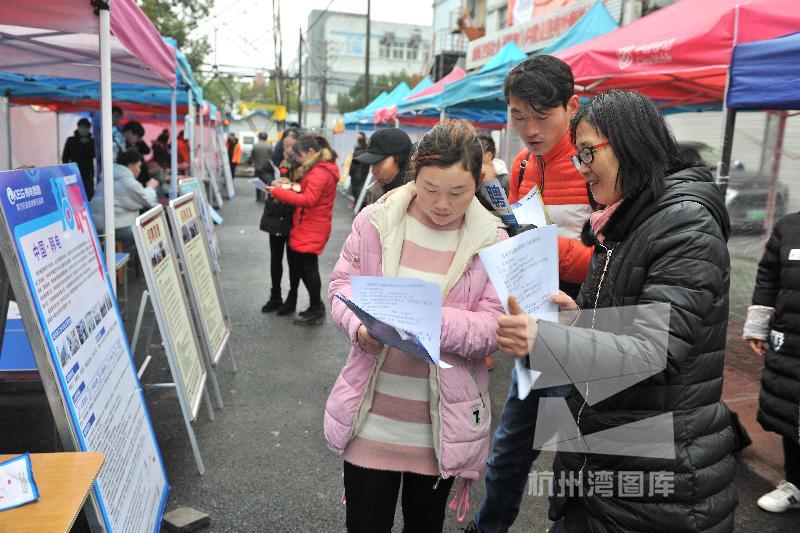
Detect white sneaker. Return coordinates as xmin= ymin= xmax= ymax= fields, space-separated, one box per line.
xmin=757 ymin=480 xmax=800 ymax=513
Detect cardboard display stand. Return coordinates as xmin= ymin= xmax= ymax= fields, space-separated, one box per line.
xmin=132 ymin=205 xmax=211 ymax=475
xmin=0 ymin=164 xmax=168 ymax=532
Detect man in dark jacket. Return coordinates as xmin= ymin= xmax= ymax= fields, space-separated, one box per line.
xmin=348 ymin=131 xmax=369 ymax=206
xmin=62 ymin=118 xmax=96 ymax=199
xmin=744 ymin=211 xmax=800 ymax=512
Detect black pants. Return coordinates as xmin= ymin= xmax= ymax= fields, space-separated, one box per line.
xmin=785 ymin=435 xmax=800 ymax=486
xmin=268 ymin=234 xmax=288 ymax=293
xmin=286 ymin=247 xmax=321 ymax=307
xmin=343 ymin=461 xmax=455 ymax=533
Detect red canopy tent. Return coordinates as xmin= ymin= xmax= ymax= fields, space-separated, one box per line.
xmin=555 ymin=0 xmax=800 ymax=108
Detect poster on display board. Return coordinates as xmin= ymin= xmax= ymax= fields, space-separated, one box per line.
xmin=0 ymin=164 xmax=168 ymax=532
xmin=133 ymin=206 xmax=207 ymax=420
xmin=168 ymin=192 xmax=229 ymax=365
xmin=179 ymin=178 xmax=221 ymax=272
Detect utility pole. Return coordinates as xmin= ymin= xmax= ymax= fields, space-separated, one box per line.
xmin=320 ymin=40 xmax=329 ymax=129
xmin=272 ymin=0 xmax=284 ymax=105
xmin=298 ymin=30 xmax=303 ymax=128
xmin=364 ymin=0 xmax=371 ymax=106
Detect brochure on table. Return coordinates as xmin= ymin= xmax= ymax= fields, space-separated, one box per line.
xmin=0 ymin=453 xmax=39 ymax=511
xmin=0 ymin=164 xmax=167 ymax=531
xmin=168 ymin=193 xmax=229 ymax=365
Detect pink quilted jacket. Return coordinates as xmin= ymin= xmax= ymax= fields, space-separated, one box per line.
xmin=324 ymin=183 xmax=506 ymax=485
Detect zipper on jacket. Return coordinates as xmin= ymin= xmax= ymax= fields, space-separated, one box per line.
xmin=577 ymin=242 xmax=617 ymax=484
xmin=432 ymin=475 xmax=442 ymax=490
xmin=470 ymin=366 xmax=486 ymax=409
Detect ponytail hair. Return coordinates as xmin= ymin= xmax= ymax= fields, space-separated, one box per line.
xmin=295 ymin=134 xmax=338 ymax=161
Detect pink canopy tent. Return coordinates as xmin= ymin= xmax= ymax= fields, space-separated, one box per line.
xmin=0 ymin=0 xmax=176 ymax=86
xmin=554 ymin=0 xmax=800 ymax=107
xmin=0 ymin=0 xmax=177 ymax=292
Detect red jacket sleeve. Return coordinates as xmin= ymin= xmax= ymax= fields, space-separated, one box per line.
xmin=558 ymin=236 xmax=593 ymax=284
xmin=270 ymin=167 xmax=327 ymax=208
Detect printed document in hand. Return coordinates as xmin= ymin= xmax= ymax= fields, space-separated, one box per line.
xmin=0 ymin=453 xmax=39 ymax=511
xmin=479 ymin=225 xmax=560 ymax=398
xmin=338 ymin=276 xmax=450 ymax=368
xmin=248 ymin=178 xmax=269 ymax=193
xmin=511 ymin=185 xmax=549 ymax=227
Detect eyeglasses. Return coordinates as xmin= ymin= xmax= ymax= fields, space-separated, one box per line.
xmin=571 ymin=141 xmax=610 ymax=170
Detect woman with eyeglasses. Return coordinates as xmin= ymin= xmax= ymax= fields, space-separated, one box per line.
xmin=495 ymin=90 xmax=737 ymax=532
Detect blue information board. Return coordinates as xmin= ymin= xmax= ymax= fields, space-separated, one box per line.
xmin=0 ymin=164 xmax=168 ymax=532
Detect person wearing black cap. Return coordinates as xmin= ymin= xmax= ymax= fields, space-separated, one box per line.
xmin=353 ymin=127 xmax=412 ymax=204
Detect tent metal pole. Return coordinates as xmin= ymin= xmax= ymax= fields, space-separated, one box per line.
xmin=717 ymin=107 xmax=736 ymax=199
xmin=55 ymin=111 xmax=60 ymax=163
xmin=199 ymin=103 xmax=205 ymax=184
xmin=5 ymin=99 xmax=11 ymax=169
xmin=99 ymin=4 xmax=116 ymax=294
xmin=170 ymin=89 xmax=178 ymax=198
xmin=188 ymin=91 xmax=196 ymax=178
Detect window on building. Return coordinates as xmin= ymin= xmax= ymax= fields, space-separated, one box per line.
xmin=497 ymin=6 xmax=508 ymax=30
xmin=380 ymin=44 xmax=391 ymax=58
xmin=406 ymin=44 xmax=419 ymax=60
xmin=392 ymin=43 xmax=406 ymax=59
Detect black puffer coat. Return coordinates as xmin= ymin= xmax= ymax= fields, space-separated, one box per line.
xmin=541 ymin=166 xmax=738 ymax=531
xmin=752 ymin=212 xmax=800 ymax=441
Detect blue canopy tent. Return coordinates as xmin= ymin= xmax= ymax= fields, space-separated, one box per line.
xmin=718 ymin=30 xmax=800 ymax=231
xmin=727 ymin=31 xmax=800 ymax=110
xmin=370 ymin=82 xmax=412 ymax=124
xmin=343 ymin=90 xmax=389 ymax=126
xmin=374 ymin=77 xmax=433 ymax=125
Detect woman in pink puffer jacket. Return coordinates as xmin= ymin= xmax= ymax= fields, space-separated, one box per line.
xmin=325 ymin=120 xmax=506 ymax=533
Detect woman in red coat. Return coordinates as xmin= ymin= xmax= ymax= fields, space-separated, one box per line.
xmin=268 ymin=134 xmax=339 ymax=325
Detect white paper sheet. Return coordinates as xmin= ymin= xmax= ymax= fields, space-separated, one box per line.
xmin=479 ymin=225 xmax=560 ymax=398
xmin=511 ymin=185 xmax=549 ymax=227
xmin=351 ymin=276 xmax=450 ymax=368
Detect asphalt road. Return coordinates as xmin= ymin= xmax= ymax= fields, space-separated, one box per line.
xmin=111 ymin=181 xmax=800 ymax=531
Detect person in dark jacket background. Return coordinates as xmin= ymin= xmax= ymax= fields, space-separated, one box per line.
xmin=62 ymin=118 xmax=96 ymax=199
xmin=122 ymin=120 xmax=151 ymax=184
xmin=353 ymin=127 xmax=411 ymax=205
xmin=743 ymin=212 xmax=800 ymax=513
xmin=495 ymin=90 xmax=737 ymax=532
xmin=267 ymin=134 xmax=338 ymax=326
xmin=348 ymin=131 xmax=369 ymax=207
xmin=260 ymin=128 xmax=299 ymax=313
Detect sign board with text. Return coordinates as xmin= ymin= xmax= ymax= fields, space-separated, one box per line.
xmin=168 ymin=193 xmax=229 ymax=365
xmin=0 ymin=164 xmax=168 ymax=532
xmin=133 ymin=206 xmax=207 ymax=420
xmin=466 ymin=0 xmax=593 ymax=69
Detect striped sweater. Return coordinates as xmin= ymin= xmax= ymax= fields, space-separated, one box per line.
xmin=343 ymin=199 xmax=462 ymax=475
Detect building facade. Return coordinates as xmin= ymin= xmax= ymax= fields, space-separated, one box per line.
xmin=304 ymin=10 xmax=431 ymax=129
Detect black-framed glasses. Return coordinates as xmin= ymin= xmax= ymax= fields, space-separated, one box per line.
xmin=571 ymin=141 xmax=611 ymax=170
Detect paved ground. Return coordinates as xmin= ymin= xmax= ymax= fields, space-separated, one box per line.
xmin=3 ymin=179 xmax=798 ymax=531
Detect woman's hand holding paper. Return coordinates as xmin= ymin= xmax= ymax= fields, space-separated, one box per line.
xmin=496 ymin=295 xmax=539 ymax=358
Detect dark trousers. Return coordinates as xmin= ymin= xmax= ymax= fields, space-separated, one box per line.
xmin=785 ymin=435 xmax=800 ymax=486
xmin=268 ymin=234 xmax=287 ymax=293
xmin=286 ymin=247 xmax=321 ymax=307
xmin=343 ymin=462 xmax=455 ymax=533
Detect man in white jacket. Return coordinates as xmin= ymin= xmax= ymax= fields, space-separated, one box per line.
xmin=89 ymin=150 xmax=158 ymax=250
